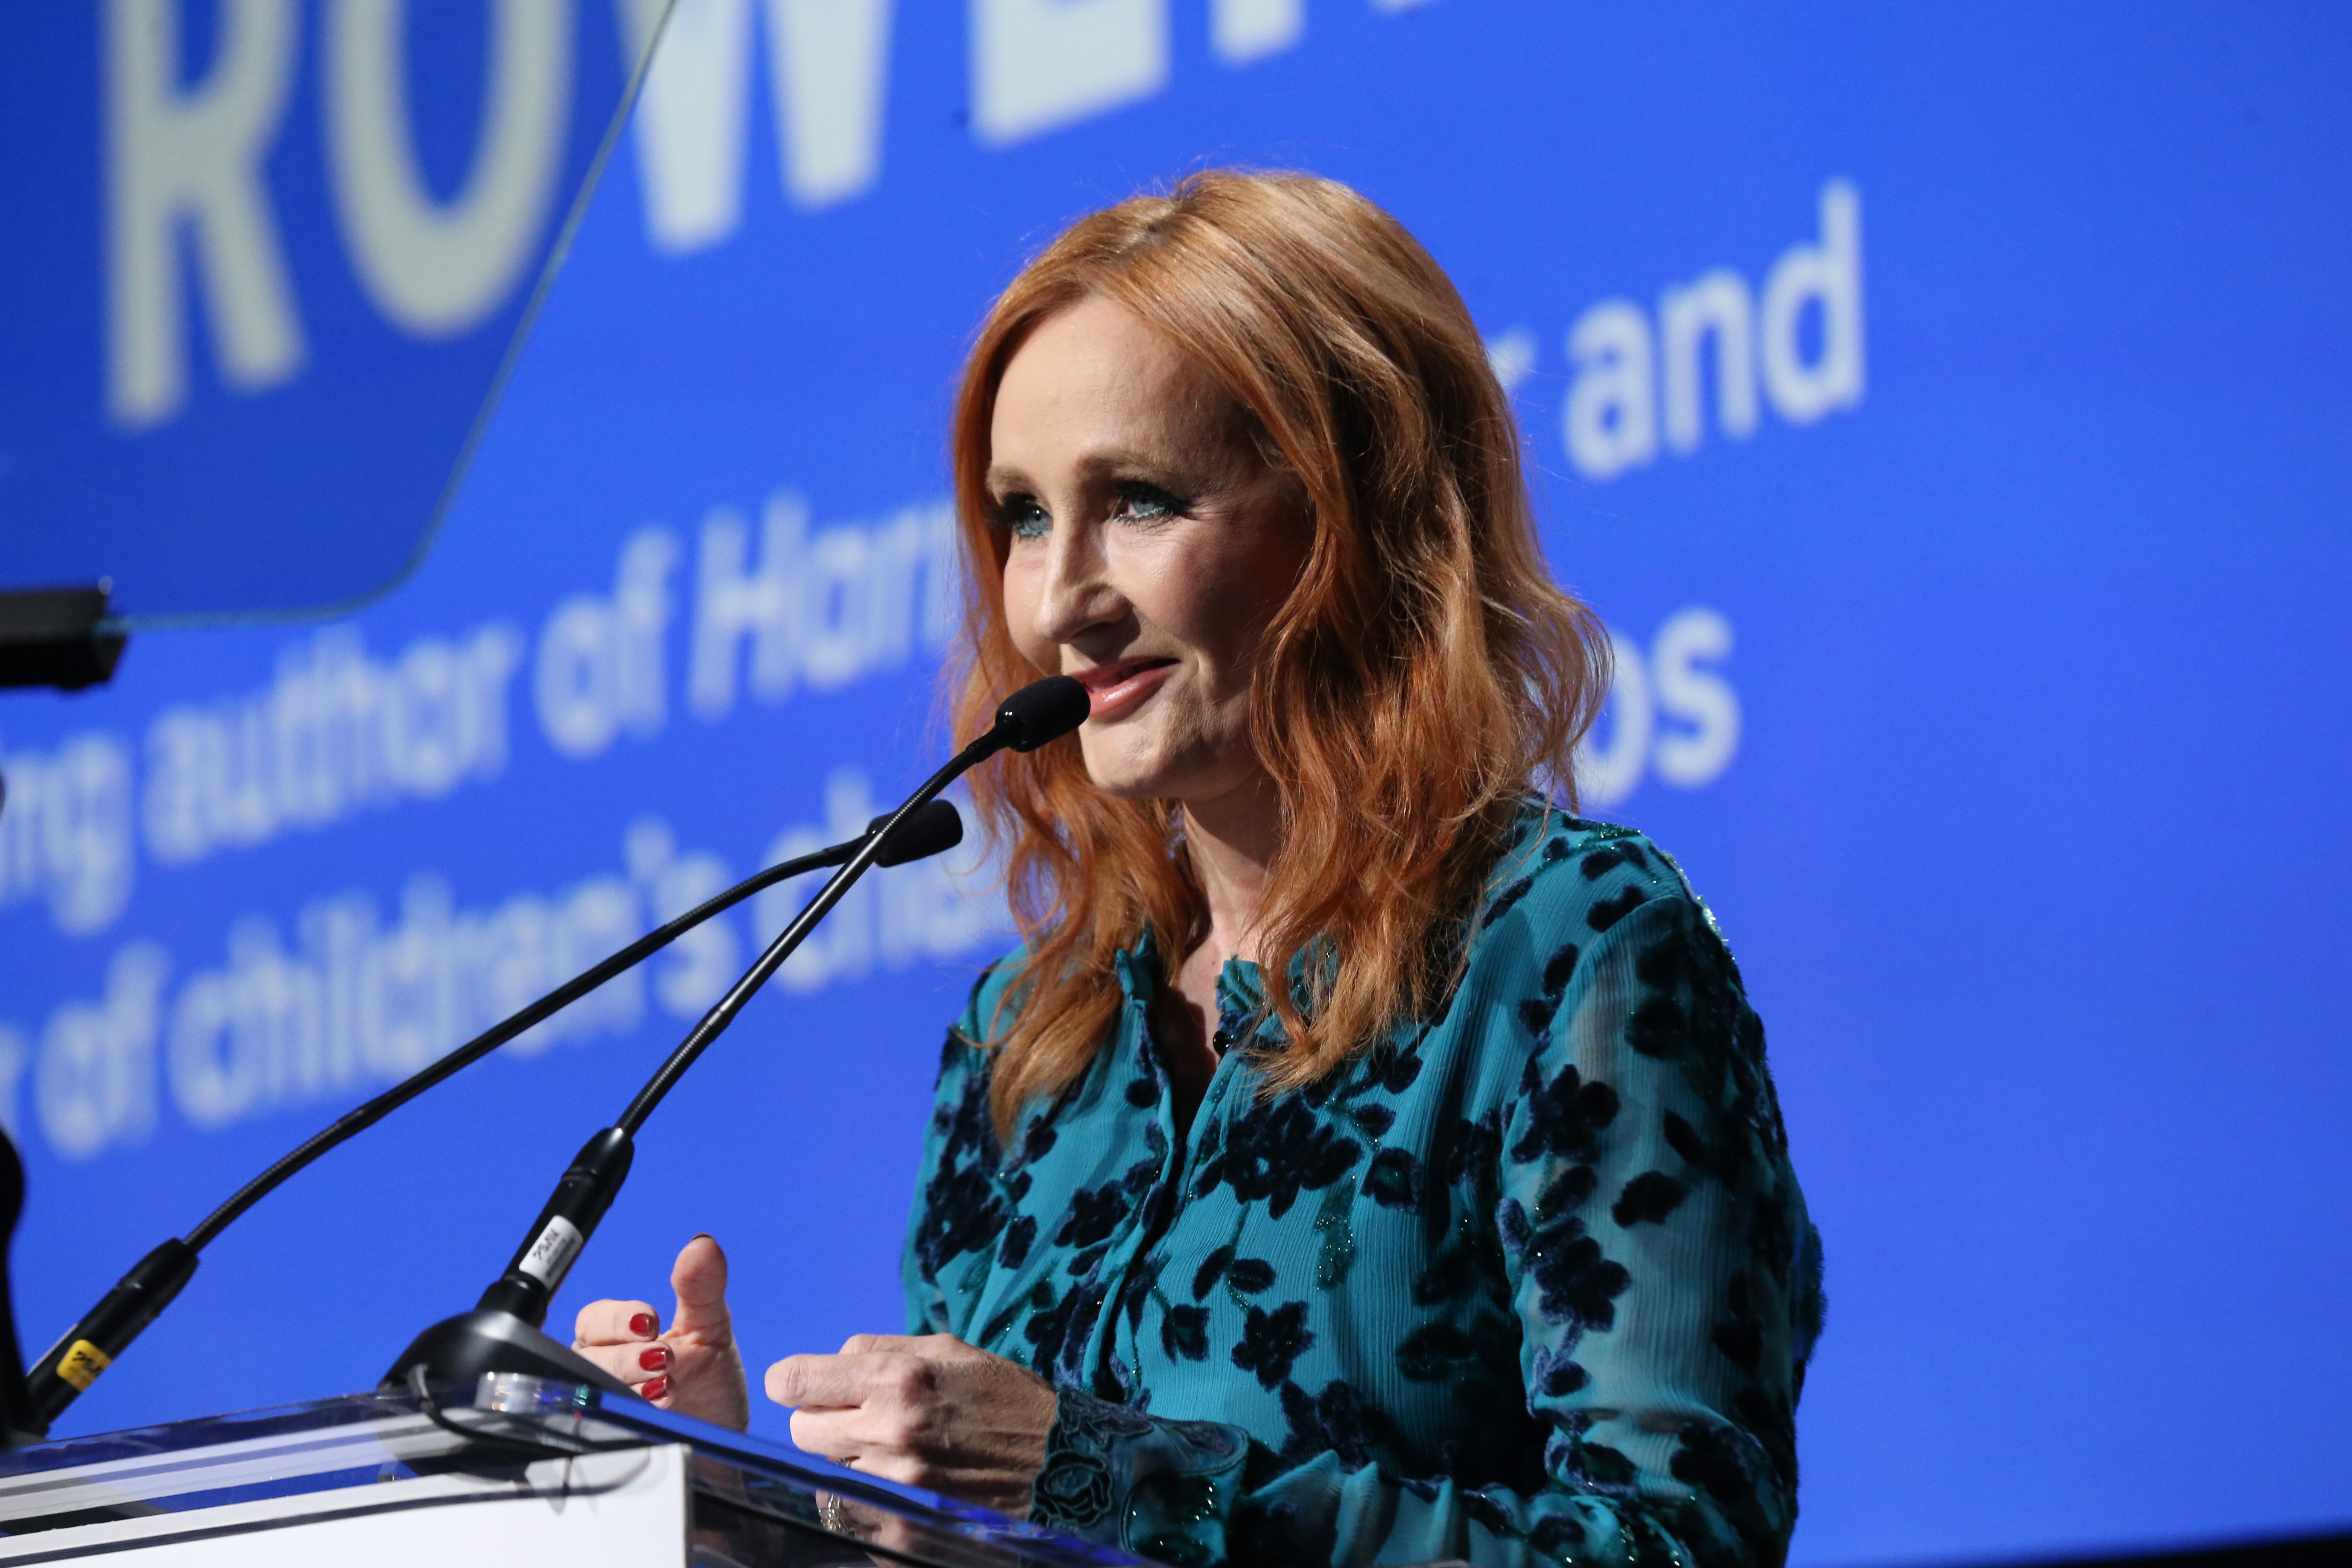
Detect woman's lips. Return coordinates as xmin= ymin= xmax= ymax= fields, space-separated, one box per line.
xmin=1076 ymin=659 xmax=1177 ymax=720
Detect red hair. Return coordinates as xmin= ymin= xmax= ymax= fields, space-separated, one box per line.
xmin=947 ymin=171 xmax=1610 ymax=1133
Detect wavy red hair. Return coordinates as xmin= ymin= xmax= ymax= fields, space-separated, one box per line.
xmin=947 ymin=170 xmax=1610 ymax=1134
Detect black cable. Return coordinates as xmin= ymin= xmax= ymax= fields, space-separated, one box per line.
xmin=402 ymin=1363 xmax=640 ymax=1460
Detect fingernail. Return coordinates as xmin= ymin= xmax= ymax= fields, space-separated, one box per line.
xmin=643 ymin=1376 xmax=669 ymax=1402
xmin=639 ymin=1345 xmax=671 ymax=1372
xmin=630 ymin=1313 xmax=658 ymax=1338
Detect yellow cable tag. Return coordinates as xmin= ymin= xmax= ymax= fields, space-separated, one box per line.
xmin=56 ymin=1340 xmax=112 ymax=1391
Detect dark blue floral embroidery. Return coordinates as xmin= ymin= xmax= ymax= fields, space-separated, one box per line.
xmin=1613 ymin=1170 xmax=1690 ymax=1226
xmin=1481 ymin=873 xmax=1536 ymax=928
xmin=1191 ymin=1245 xmax=1233 ymax=1299
xmin=1579 ymin=840 xmax=1650 ymax=880
xmin=1364 ymin=1045 xmax=1424 ymax=1095
xmin=1021 ymin=1117 xmax=1058 ymax=1163
xmin=1056 ymin=1182 xmax=1132 ymax=1249
xmin=1023 ymin=1281 xmax=1086 ymax=1372
xmin=1510 ymin=1059 xmax=1620 ymax=1164
xmin=1227 ymin=1256 xmax=1276 ymax=1294
xmin=1198 ymin=1097 xmax=1362 ymax=1219
xmin=1502 ymin=1196 xmax=1631 ymax=1335
xmin=1162 ymin=1303 xmax=1209 ymax=1361
xmin=907 ymin=1036 xmax=1009 ymax=1281
xmin=1532 ymin=1343 xmax=1589 ymax=1398
xmin=1232 ymin=1301 xmax=1314 ymax=1388
xmin=1712 ymin=1270 xmax=1764 ymax=1374
xmin=1516 ymin=937 xmax=1583 ymax=1036
xmin=1395 ymin=1320 xmax=1476 ymax=1381
xmin=1442 ymin=1108 xmax=1504 ymax=1192
xmin=1669 ymin=1421 xmax=1779 ymax=1562
xmin=1275 ymin=1376 xmax=1393 ymax=1468
xmin=1588 ymin=883 xmax=1649 ymax=931
xmin=999 ymin=1213 xmax=1037 ymax=1270
xmin=1363 ymin=1147 xmax=1421 ymax=1209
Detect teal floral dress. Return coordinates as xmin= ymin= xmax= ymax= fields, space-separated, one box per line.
xmin=902 ymin=807 xmax=1824 ymax=1568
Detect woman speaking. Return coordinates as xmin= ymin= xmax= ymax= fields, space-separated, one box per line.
xmin=576 ymin=170 xmax=1823 ymax=1568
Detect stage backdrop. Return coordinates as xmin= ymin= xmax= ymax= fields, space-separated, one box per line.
xmin=2 ymin=5 xmax=2347 ymax=1566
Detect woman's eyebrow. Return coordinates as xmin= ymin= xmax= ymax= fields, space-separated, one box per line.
xmin=985 ymin=446 xmax=1216 ymax=494
xmin=1077 ymin=448 xmax=1211 ymax=485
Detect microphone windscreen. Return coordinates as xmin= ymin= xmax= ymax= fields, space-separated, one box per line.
xmin=995 ymin=675 xmax=1090 ymax=752
xmin=868 ymin=800 xmax=965 ymax=866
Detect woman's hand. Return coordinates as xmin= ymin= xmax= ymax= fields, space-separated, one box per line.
xmin=766 ymin=1333 xmax=1057 ymax=1516
xmin=573 ymin=1234 xmax=750 ymax=1432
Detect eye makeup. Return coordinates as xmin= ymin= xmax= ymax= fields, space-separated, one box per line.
xmin=1112 ymin=480 xmax=1188 ymax=523
xmin=991 ymin=478 xmax=1191 ymax=540
xmin=992 ymin=493 xmax=1051 ymax=539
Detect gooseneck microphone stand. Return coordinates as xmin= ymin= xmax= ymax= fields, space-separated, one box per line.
xmin=383 ymin=675 xmax=1090 ymax=1395
xmin=20 ymin=801 xmax=966 ymax=1434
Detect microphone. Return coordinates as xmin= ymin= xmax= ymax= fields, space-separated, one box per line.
xmin=383 ymin=675 xmax=1089 ymax=1394
xmin=19 ymin=801 xmax=964 ymax=1434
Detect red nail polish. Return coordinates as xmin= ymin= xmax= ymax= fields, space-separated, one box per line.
xmin=639 ymin=1345 xmax=670 ymax=1372
xmin=630 ymin=1313 xmax=657 ymax=1338
xmin=643 ymin=1375 xmax=669 ymax=1402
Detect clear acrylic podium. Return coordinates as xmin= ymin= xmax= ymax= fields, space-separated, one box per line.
xmin=0 ymin=1375 xmax=1145 ymax=1567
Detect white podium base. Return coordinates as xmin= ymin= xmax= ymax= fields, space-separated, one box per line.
xmin=0 ymin=1444 xmax=686 ymax=1566
xmin=0 ymin=1379 xmax=1128 ymax=1568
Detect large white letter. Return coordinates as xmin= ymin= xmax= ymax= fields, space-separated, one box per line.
xmin=1211 ymin=0 xmax=1301 ymax=63
xmin=1563 ymin=301 xmax=1656 ymax=481
xmin=106 ymin=0 xmax=304 ymax=428
xmin=689 ymin=495 xmax=806 ymax=718
xmin=767 ymin=0 xmax=893 ymax=206
xmin=618 ymin=0 xmax=754 ymax=251
xmin=1659 ymin=269 xmax=1757 ymax=454
xmin=37 ymin=945 xmax=167 ymax=1161
xmin=617 ymin=0 xmax=889 ymax=243
xmin=970 ymin=0 xmax=1167 ymax=147
xmin=0 ymin=734 xmax=135 ymax=934
xmin=327 ymin=0 xmax=573 ymax=337
xmin=1760 ymin=180 xmax=1865 ymax=424
xmin=537 ymin=598 xmax=621 ymax=758
xmin=1651 ymin=608 xmax=1740 ymax=788
xmin=535 ymin=531 xmax=671 ymax=756
xmin=43 ymin=735 xmax=137 ymax=936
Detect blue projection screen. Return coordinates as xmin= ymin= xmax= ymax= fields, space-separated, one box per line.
xmin=0 ymin=5 xmax=2347 ymax=1566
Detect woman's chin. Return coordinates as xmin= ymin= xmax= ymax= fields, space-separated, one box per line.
xmin=1079 ymin=744 xmax=1264 ymax=813
xmin=1078 ymin=737 xmax=1188 ymax=801
xmin=1082 ymin=764 xmax=1178 ymax=801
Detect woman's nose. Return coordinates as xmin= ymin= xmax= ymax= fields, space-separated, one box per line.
xmin=1032 ymin=527 xmax=1122 ymax=644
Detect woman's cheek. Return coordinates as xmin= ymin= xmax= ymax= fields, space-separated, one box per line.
xmin=1136 ymin=545 xmax=1238 ymax=669
xmin=1172 ymin=581 xmax=1270 ymax=701
xmin=1000 ymin=563 xmax=1056 ymax=671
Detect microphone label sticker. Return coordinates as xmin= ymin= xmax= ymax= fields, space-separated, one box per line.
xmin=57 ymin=1339 xmax=113 ymax=1392
xmin=519 ymin=1215 xmax=586 ymax=1289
